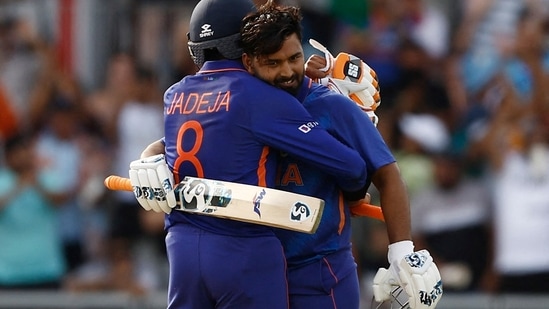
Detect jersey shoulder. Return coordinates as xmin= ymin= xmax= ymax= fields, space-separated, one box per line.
xmin=305 ymin=82 xmax=361 ymax=113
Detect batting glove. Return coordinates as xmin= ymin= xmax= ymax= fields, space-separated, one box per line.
xmin=308 ymin=39 xmax=381 ymax=126
xmin=129 ymin=154 xmax=177 ymax=214
xmin=373 ymin=241 xmax=443 ymax=309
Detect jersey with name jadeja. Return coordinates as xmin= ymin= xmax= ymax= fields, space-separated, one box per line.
xmin=162 ymin=60 xmax=368 ymax=236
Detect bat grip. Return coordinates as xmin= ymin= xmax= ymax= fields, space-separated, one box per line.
xmin=104 ymin=175 xmax=133 ymax=191
xmin=351 ymin=203 xmax=385 ymax=222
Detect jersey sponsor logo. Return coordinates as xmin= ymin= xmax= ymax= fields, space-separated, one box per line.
xmin=298 ymin=121 xmax=319 ymax=133
xmin=199 ymin=24 xmax=214 ymax=38
xmin=253 ymin=189 xmax=266 ymax=217
xmin=290 ymin=202 xmax=311 ymax=222
xmin=166 ymin=91 xmax=230 ymax=115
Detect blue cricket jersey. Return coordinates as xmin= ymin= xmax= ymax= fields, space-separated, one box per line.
xmin=162 ymin=60 xmax=367 ymax=236
xmin=275 ymin=77 xmax=396 ymax=267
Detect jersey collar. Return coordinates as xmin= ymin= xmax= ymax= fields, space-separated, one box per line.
xmin=198 ymin=60 xmax=248 ymax=74
xmin=198 ymin=61 xmax=313 ymax=105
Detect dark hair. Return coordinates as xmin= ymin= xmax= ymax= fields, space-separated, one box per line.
xmin=240 ymin=2 xmax=302 ymax=56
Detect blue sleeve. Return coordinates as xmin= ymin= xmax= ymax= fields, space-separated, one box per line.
xmin=305 ymin=89 xmax=396 ymax=177
xmin=247 ymin=85 xmax=367 ymax=191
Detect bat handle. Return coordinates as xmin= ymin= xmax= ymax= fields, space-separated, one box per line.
xmin=104 ymin=175 xmax=133 ymax=191
xmin=351 ymin=203 xmax=385 ymax=222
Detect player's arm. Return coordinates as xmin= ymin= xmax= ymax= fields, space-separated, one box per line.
xmin=369 ymin=163 xmax=442 ymax=309
xmin=306 ymin=43 xmax=410 ymax=241
xmin=367 ymin=142 xmax=442 ymax=308
xmin=141 ymin=138 xmax=165 ymax=158
xmin=307 ymin=41 xmax=443 ymax=308
xmin=372 ymin=163 xmax=411 ymax=244
xmin=250 ymin=88 xmax=367 ymax=192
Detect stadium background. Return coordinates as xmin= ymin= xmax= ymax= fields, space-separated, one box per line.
xmin=1 ymin=0 xmax=549 ymax=308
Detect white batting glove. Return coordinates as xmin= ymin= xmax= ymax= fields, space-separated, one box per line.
xmin=129 ymin=154 xmax=177 ymax=214
xmin=309 ymin=39 xmax=381 ymax=126
xmin=373 ymin=241 xmax=443 ymax=309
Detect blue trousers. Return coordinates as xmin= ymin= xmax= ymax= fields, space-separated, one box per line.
xmin=166 ymin=223 xmax=289 ymax=309
xmin=287 ymin=248 xmax=360 ymax=309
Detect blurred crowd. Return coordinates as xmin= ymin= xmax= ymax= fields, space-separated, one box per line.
xmin=1 ymin=0 xmax=549 ymax=299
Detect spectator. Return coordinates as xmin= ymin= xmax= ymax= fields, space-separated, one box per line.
xmin=393 ymin=113 xmax=450 ymax=198
xmin=63 ymin=63 xmax=167 ymax=295
xmin=410 ymin=151 xmax=491 ymax=292
xmin=396 ymin=0 xmax=451 ymax=61
xmin=0 ymin=133 xmax=67 ymax=289
xmin=21 ymin=36 xmax=93 ymax=273
xmin=334 ymin=0 xmax=403 ymax=109
xmin=0 ymin=15 xmax=44 ymax=135
xmin=34 ymin=97 xmax=87 ymax=273
xmin=474 ymin=38 xmax=549 ymax=293
xmin=479 ymin=94 xmax=549 ymax=293
xmin=84 ymin=53 xmax=139 ymax=146
xmin=108 ymin=63 xmax=167 ymax=293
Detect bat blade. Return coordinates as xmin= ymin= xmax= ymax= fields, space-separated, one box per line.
xmin=104 ymin=175 xmax=325 ymax=234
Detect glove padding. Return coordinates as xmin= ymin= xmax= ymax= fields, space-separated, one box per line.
xmin=129 ymin=154 xmax=177 ymax=214
xmin=373 ymin=249 xmax=443 ymax=309
xmin=308 ymin=39 xmax=381 ymax=126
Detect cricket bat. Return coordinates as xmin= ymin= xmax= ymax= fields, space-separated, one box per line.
xmin=104 ymin=175 xmax=325 ymax=234
xmin=105 ymin=175 xmax=385 ymax=232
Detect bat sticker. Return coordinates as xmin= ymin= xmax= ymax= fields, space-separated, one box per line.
xmin=290 ymin=202 xmax=311 ymax=222
xmin=253 ymin=189 xmax=266 ymax=217
xmin=177 ymin=179 xmax=232 ymax=211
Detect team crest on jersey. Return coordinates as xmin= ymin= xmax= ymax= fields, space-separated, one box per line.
xmin=290 ymin=202 xmax=311 ymax=222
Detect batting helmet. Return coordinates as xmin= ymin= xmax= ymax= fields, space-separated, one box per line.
xmin=187 ymin=0 xmax=256 ymax=67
